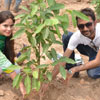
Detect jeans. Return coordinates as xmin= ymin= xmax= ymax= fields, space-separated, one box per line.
xmin=4 ymin=0 xmax=22 ymax=11
xmin=62 ymin=32 xmax=100 ymax=79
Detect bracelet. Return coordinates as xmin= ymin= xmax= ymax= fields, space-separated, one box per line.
xmin=68 ymin=69 xmax=72 ymax=74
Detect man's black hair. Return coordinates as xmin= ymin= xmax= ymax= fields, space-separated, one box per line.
xmin=76 ymin=8 xmax=96 ymax=22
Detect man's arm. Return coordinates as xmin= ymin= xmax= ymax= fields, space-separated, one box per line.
xmin=52 ymin=48 xmax=73 ymax=79
xmin=72 ymin=50 xmax=100 ymax=73
xmin=64 ymin=50 xmax=100 ymax=85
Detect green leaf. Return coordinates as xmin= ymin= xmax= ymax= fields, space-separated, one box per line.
xmin=43 ymin=44 xmax=50 ymax=53
xmin=59 ymin=56 xmax=75 ymax=64
xmin=26 ymin=32 xmax=37 ymax=47
xmin=47 ymin=0 xmax=56 ymax=6
xmin=16 ymin=53 xmax=27 ymax=63
xmin=53 ymin=10 xmax=59 ymax=14
xmin=32 ymin=78 xmax=36 ymax=89
xmin=46 ymin=72 xmax=52 ymax=81
xmin=20 ymin=14 xmax=29 ymax=24
xmin=62 ymin=22 xmax=69 ymax=31
xmin=26 ymin=60 xmax=35 ymax=67
xmin=56 ymin=14 xmax=69 ymax=23
xmin=24 ymin=75 xmax=31 ymax=94
xmin=20 ymin=6 xmax=29 ymax=12
xmin=45 ymin=11 xmax=54 ymax=18
xmin=59 ymin=66 xmax=66 ymax=80
xmin=40 ymin=2 xmax=46 ymax=9
xmin=20 ymin=45 xmax=30 ymax=52
xmin=64 ymin=31 xmax=68 ymax=35
xmin=66 ymin=9 xmax=72 ymax=14
xmin=32 ymin=79 xmax=37 ymax=89
xmin=23 ymin=67 xmax=32 ymax=74
xmin=26 ymin=48 xmax=31 ymax=60
xmin=15 ymin=13 xmax=26 ymax=19
xmin=37 ymin=0 xmax=43 ymax=3
xmin=54 ymin=25 xmax=61 ymax=39
xmin=49 ymin=32 xmax=56 ymax=42
xmin=11 ymin=28 xmax=25 ymax=39
xmin=48 ymin=3 xmax=65 ymax=10
xmin=54 ymin=40 xmax=62 ymax=45
xmin=51 ymin=48 xmax=57 ymax=61
xmin=13 ymin=74 xmax=22 ymax=88
xmin=36 ymin=81 xmax=41 ymax=91
xmin=46 ymin=51 xmax=52 ymax=59
xmin=73 ymin=10 xmax=89 ymax=21
xmin=15 ymin=23 xmax=25 ymax=27
xmin=91 ymin=0 xmax=96 ymax=4
xmin=32 ymin=70 xmax=38 ymax=79
xmin=42 ymin=56 xmax=46 ymax=60
xmin=42 ymin=28 xmax=50 ymax=40
xmin=31 ymin=5 xmax=38 ymax=17
xmin=35 ymin=24 xmax=45 ymax=34
xmin=37 ymin=64 xmax=49 ymax=68
xmin=44 ymin=18 xmax=59 ymax=26
xmin=71 ymin=12 xmax=77 ymax=27
xmin=51 ymin=60 xmax=59 ymax=66
xmin=32 ymin=79 xmax=41 ymax=91
xmin=7 ymin=65 xmax=21 ymax=71
xmin=58 ymin=15 xmax=69 ymax=31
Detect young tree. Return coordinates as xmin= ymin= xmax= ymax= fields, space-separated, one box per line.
xmin=9 ymin=0 xmax=88 ymax=95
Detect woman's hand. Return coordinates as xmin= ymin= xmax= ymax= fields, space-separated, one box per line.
xmin=19 ymin=82 xmax=26 ymax=98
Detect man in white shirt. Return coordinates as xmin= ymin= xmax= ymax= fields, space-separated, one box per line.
xmin=52 ymin=8 xmax=100 ymax=80
xmin=62 ymin=23 xmax=100 ymax=78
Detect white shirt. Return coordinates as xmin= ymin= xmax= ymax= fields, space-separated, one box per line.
xmin=68 ymin=23 xmax=100 ymax=52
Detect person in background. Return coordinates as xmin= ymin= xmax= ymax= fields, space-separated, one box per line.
xmin=4 ymin=0 xmax=22 ymax=13
xmin=0 ymin=10 xmax=26 ymax=97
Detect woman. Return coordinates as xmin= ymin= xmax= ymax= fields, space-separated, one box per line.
xmin=0 ymin=11 xmax=26 ymax=97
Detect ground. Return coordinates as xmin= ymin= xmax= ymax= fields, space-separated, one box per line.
xmin=0 ymin=0 xmax=100 ymax=100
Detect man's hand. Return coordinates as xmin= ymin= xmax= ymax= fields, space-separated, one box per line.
xmin=64 ymin=67 xmax=76 ymax=85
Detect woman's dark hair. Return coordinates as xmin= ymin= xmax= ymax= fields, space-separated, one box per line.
xmin=0 ymin=11 xmax=15 ymax=64
xmin=0 ymin=11 xmax=15 ymax=24
xmin=76 ymin=8 xmax=96 ymax=22
xmin=4 ymin=35 xmax=15 ymax=64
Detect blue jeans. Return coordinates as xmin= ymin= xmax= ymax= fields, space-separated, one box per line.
xmin=4 ymin=0 xmax=22 ymax=10
xmin=62 ymin=32 xmax=100 ymax=79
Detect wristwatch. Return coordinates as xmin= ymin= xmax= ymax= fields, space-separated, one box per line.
xmin=68 ymin=69 xmax=72 ymax=74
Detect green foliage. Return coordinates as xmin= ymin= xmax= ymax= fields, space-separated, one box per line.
xmin=12 ymin=28 xmax=25 ymax=39
xmin=59 ymin=66 xmax=66 ymax=80
xmin=66 ymin=9 xmax=89 ymax=27
xmin=46 ymin=71 xmax=52 ymax=81
xmin=32 ymin=70 xmax=39 ymax=79
xmin=11 ymin=0 xmax=89 ymax=94
xmin=13 ymin=74 xmax=22 ymax=89
xmin=7 ymin=65 xmax=21 ymax=70
xmin=91 ymin=0 xmax=100 ymax=19
xmin=24 ymin=75 xmax=31 ymax=94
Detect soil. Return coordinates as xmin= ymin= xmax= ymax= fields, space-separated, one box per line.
xmin=0 ymin=0 xmax=100 ymax=100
